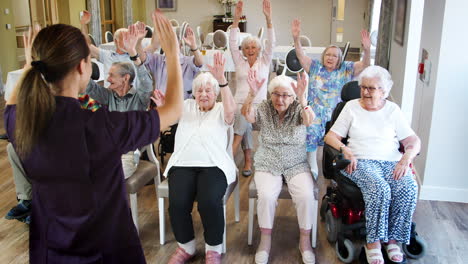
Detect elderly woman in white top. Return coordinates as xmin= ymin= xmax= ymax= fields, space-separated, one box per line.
xmin=324 ymin=66 xmax=421 ymax=264
xmin=242 ymin=71 xmax=316 ymax=264
xmin=162 ymin=53 xmax=236 ymax=264
xmin=230 ymin=0 xmax=275 ymax=176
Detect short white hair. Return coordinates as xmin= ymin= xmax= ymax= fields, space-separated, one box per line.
xmin=241 ymin=36 xmax=262 ymax=56
xmin=358 ymin=65 xmax=394 ymax=98
xmin=267 ymin=75 xmax=297 ymax=99
xmin=192 ymin=72 xmax=220 ymax=96
xmin=113 ymin=28 xmax=128 ymax=42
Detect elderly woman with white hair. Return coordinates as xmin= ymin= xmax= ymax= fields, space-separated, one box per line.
xmin=292 ymin=19 xmax=371 ymax=181
xmin=162 ymin=52 xmax=236 ymax=264
xmin=230 ymin=0 xmax=276 ymax=176
xmin=324 ymin=66 xmax=421 ymax=264
xmin=242 ymin=71 xmax=316 ymax=264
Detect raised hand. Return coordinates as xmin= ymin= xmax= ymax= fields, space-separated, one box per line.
xmin=80 ymin=10 xmax=91 ymax=25
xmin=292 ymin=19 xmax=301 ymax=40
xmin=206 ymin=52 xmax=226 ymax=84
xmin=183 ymin=27 xmax=197 ymax=50
xmin=263 ymin=0 xmax=272 ymax=21
xmin=361 ymin=29 xmax=371 ymax=51
xmin=291 ymin=71 xmax=308 ymax=101
xmin=151 ymin=89 xmax=166 ymax=107
xmin=151 ymin=9 xmax=179 ymax=57
xmin=134 ymin=21 xmax=148 ymax=40
xmin=234 ymin=1 xmax=243 ymax=24
xmin=23 ymin=24 xmax=41 ymax=68
xmin=122 ymin=25 xmax=139 ymax=55
xmin=247 ymin=69 xmax=266 ymax=97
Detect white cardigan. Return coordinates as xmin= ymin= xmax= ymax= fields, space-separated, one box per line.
xmin=163 ymin=99 xmax=237 ymax=184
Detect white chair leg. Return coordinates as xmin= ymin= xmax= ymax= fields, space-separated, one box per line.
xmin=159 ymin=197 xmax=165 ymax=245
xmin=312 ymin=199 xmax=318 ymax=248
xmin=222 ymin=204 xmax=227 ymax=254
xmin=248 ymin=198 xmax=254 ymax=245
xmin=130 ymin=193 xmax=139 ymax=234
xmin=234 ymin=183 xmax=240 ymax=222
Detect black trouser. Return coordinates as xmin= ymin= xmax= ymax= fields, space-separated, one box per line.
xmin=168 ymin=166 xmax=228 ymax=245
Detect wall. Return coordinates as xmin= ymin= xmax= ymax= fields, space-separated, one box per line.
xmin=68 ymin=0 xmax=86 ymax=27
xmin=413 ymin=0 xmax=468 ymax=203
xmin=0 ymin=0 xmax=18 ymax=81
xmin=145 ymin=0 xmax=332 ymax=46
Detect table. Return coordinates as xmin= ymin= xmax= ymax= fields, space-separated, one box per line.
xmin=272 ymin=46 xmax=326 ymax=61
xmin=213 ymin=20 xmax=246 ymax=32
xmin=99 ymin=38 xmax=152 ymax=51
xmin=204 ymin=32 xmax=252 ymax=49
xmin=4 ymin=59 xmax=105 ymax=101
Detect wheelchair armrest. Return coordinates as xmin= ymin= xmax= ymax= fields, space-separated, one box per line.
xmin=324 ymin=143 xmax=351 ymax=170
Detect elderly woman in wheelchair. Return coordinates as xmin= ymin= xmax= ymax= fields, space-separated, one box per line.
xmin=324 ymin=66 xmax=421 ymax=264
xmin=242 ymin=70 xmax=316 ymax=264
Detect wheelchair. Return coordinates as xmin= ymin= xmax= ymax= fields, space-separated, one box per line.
xmin=320 ymin=81 xmax=427 ymax=263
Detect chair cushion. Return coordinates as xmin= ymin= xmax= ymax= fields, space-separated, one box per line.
xmin=125 ymin=160 xmax=158 ymax=194
xmin=248 ymin=176 xmax=291 ymax=199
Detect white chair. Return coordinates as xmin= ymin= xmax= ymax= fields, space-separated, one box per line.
xmin=247 ymin=176 xmax=318 ymax=248
xmin=88 ymin=34 xmax=96 ymax=46
xmin=169 ymin=19 xmax=179 ymax=27
xmin=105 ymin=31 xmax=113 ymax=43
xmin=299 ymin=35 xmax=312 ymax=47
xmin=196 ymin=26 xmax=203 ymax=48
xmin=145 ymin=26 xmax=153 ymax=38
xmin=125 ymin=144 xmax=160 ymax=234
xmin=213 ymin=30 xmax=228 ymax=50
xmin=179 ymin=22 xmax=190 ymax=56
xmin=342 ymin=41 xmax=351 ymax=62
xmin=257 ymin=27 xmax=264 ymax=40
xmin=157 ymin=126 xmax=240 ymax=253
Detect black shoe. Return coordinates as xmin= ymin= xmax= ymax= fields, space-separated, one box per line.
xmin=5 ymin=200 xmax=31 ymax=220
xmin=22 ymin=215 xmax=31 ymax=225
xmin=0 ymin=133 xmax=8 ymax=140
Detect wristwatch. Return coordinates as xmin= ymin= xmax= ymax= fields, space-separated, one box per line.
xmin=129 ymin=53 xmax=139 ymax=61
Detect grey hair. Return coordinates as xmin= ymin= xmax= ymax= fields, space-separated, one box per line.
xmin=321 ymin=45 xmax=343 ymax=69
xmin=112 ymin=62 xmax=135 ymax=84
xmin=192 ymin=72 xmax=220 ymax=96
xmin=113 ymin=28 xmax=128 ymax=42
xmin=357 ymin=65 xmax=394 ymax=98
xmin=267 ymin=75 xmax=297 ymax=99
xmin=241 ymin=36 xmax=262 ymax=56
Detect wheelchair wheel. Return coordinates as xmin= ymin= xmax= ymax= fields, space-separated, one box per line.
xmin=335 ymin=238 xmax=356 ymax=263
xmin=326 ymin=210 xmax=341 ymax=243
xmin=320 ymin=196 xmax=329 ymax=220
xmin=402 ymin=234 xmax=427 ymax=259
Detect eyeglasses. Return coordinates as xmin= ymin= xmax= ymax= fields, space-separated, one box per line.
xmin=271 ymin=92 xmax=293 ymax=99
xmin=360 ymin=85 xmax=381 ymax=93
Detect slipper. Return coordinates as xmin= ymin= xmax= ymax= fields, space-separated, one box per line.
xmin=363 ymin=246 xmax=384 ymax=264
xmin=242 ymin=170 xmax=252 ymax=177
xmin=299 ymin=246 xmax=315 ymax=264
xmin=255 ymin=250 xmax=269 ymax=264
xmin=383 ymin=243 xmax=406 ymax=263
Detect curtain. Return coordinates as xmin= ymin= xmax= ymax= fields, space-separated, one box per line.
xmin=87 ymin=0 xmax=102 ymax=46
xmin=123 ymin=0 xmax=133 ymax=27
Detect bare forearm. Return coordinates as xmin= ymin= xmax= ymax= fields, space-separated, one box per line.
xmin=220 ymin=83 xmax=236 ymax=124
xmin=401 ymin=135 xmax=421 ymax=161
xmin=241 ymin=93 xmax=256 ymax=123
xmin=192 ymin=49 xmax=203 ymax=67
xmin=293 ymin=38 xmax=312 ymax=73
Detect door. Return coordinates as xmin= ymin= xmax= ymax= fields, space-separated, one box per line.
xmin=330 ymin=0 xmax=368 ymax=48
xmin=100 ymin=0 xmax=116 ymax=42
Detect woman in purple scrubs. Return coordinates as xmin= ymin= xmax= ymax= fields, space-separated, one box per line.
xmin=4 ymin=10 xmax=183 ymax=263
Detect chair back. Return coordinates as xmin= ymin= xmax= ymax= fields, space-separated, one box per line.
xmin=342 ymin=41 xmax=351 ymax=62
xmin=213 ymin=30 xmax=228 ymax=49
xmin=91 ymin=62 xmax=100 ymax=81
xmin=105 ymin=31 xmax=113 ymax=43
xmin=196 ymin=26 xmax=203 ymax=48
xmin=257 ymin=27 xmax=264 ymax=40
xmin=299 ymin=35 xmax=312 ymax=47
xmin=145 ymin=26 xmax=153 ymax=38
xmin=170 ymin=19 xmax=179 ymax=27
xmin=88 ymin=34 xmax=96 ymax=46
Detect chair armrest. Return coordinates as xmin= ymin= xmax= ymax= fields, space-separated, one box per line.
xmin=324 ymin=143 xmax=351 ymax=171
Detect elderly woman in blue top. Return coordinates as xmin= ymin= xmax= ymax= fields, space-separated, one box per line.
xmin=292 ymin=19 xmax=371 ymax=180
xmin=162 ymin=52 xmax=236 ymax=264
xmin=242 ymin=71 xmax=316 ymax=264
xmin=324 ymin=66 xmax=421 ymax=264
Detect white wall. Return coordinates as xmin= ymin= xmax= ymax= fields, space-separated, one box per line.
xmin=413 ymin=0 xmax=468 ymax=203
xmin=145 ymin=0 xmax=332 ymax=46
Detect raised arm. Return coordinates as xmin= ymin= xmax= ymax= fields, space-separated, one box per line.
xmin=133 ymin=21 xmax=148 ymax=63
xmin=394 ymin=134 xmax=421 ymax=180
xmin=292 ymin=72 xmax=315 ymax=126
xmin=121 ymin=24 xmax=143 ymax=66
xmin=229 ymin=1 xmax=243 ymax=63
xmin=151 ymin=9 xmax=183 ymax=130
xmin=206 ymin=52 xmax=236 ymax=124
xmin=79 ymin=10 xmax=100 ymax=59
xmin=184 ymin=27 xmax=203 ymax=67
xmin=232 ymin=1 xmax=243 ymax=29
xmin=241 ymin=69 xmax=265 ymax=123
xmin=353 ymin=30 xmax=371 ymax=75
xmin=292 ymin=19 xmax=312 ymax=73
xmin=263 ymin=0 xmax=273 ymax=29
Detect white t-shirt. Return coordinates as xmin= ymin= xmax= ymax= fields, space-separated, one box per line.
xmin=99 ymin=49 xmax=139 ymax=88
xmin=330 ymin=99 xmax=415 ymax=161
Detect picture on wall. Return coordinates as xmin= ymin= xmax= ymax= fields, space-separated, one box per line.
xmin=394 ymin=0 xmax=407 ymax=46
xmin=157 ymin=0 xmax=176 ymax=11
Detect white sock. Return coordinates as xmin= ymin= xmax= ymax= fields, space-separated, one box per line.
xmin=205 ymin=243 xmax=222 ymax=254
xmin=307 ymin=151 xmax=319 ymax=180
xmin=178 ymin=239 xmax=196 ymax=255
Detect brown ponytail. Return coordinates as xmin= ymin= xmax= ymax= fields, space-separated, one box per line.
xmin=15 ymin=24 xmax=90 ymax=158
